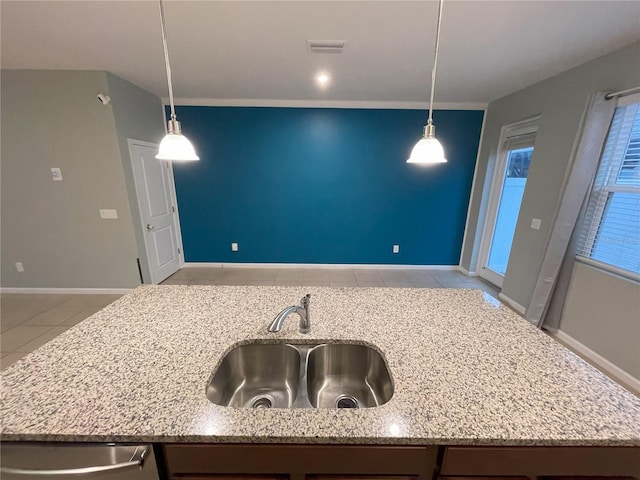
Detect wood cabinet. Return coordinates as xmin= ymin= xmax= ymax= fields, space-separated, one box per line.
xmin=172 ymin=477 xmax=418 ymax=480
xmin=162 ymin=445 xmax=438 ymax=480
xmin=161 ymin=445 xmax=640 ymax=480
xmin=440 ymin=447 xmax=640 ymax=478
xmin=438 ymin=477 xmax=529 ymax=480
xmin=172 ymin=477 xmax=286 ymax=480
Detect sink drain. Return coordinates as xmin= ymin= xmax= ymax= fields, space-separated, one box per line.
xmin=251 ymin=397 xmax=273 ymax=409
xmin=335 ymin=395 xmax=359 ymax=409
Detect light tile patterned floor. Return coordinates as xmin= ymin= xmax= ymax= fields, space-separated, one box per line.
xmin=1 ymin=267 xmax=498 ymax=370
xmin=161 ymin=266 xmax=499 ymax=292
xmin=0 ymin=294 xmax=123 ymax=370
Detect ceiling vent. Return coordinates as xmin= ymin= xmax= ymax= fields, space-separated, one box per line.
xmin=307 ymin=40 xmax=346 ymax=54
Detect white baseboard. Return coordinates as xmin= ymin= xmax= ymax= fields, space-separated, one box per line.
xmin=1 ymin=287 xmax=134 ymax=294
xmin=551 ymin=329 xmax=640 ymax=394
xmin=498 ymin=292 xmax=527 ymax=315
xmin=458 ymin=266 xmax=479 ymax=277
xmin=183 ymin=262 xmax=459 ymax=270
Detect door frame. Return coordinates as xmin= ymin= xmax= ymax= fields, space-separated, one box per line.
xmin=477 ymin=116 xmax=539 ymax=288
xmin=127 ymin=139 xmax=185 ymax=284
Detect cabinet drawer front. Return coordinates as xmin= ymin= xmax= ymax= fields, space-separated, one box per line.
xmin=441 ymin=447 xmax=640 ymax=477
xmin=438 ymin=477 xmax=529 ymax=480
xmin=309 ymin=477 xmax=418 ymax=480
xmin=172 ymin=476 xmax=286 ymax=480
xmin=164 ymin=445 xmax=437 ymax=477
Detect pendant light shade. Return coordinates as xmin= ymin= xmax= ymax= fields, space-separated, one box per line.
xmin=407 ymin=0 xmax=447 ymax=165
xmin=155 ymin=0 xmax=199 ymax=162
xmin=157 ymin=119 xmax=200 ymax=161
xmin=407 ymin=123 xmax=446 ymax=164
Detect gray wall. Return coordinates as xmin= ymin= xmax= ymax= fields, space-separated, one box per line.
xmin=461 ymin=42 xmax=640 ymax=309
xmin=561 ymin=262 xmax=640 ymax=380
xmin=1 ymin=70 xmax=162 ymax=288
xmin=106 ymin=73 xmax=166 ymax=284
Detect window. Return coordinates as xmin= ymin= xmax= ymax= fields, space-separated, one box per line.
xmin=577 ymin=97 xmax=640 ymax=276
xmin=506 ymin=145 xmax=533 ymax=178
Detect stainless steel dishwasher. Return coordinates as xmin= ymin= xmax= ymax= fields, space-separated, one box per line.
xmin=0 ymin=443 xmax=159 ymax=479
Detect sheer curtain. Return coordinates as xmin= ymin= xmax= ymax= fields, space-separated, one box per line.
xmin=525 ymin=93 xmax=618 ymax=329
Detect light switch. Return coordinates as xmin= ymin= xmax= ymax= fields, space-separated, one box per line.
xmin=99 ymin=209 xmax=118 ymax=219
xmin=231 ymin=243 xmax=239 ymax=252
xmin=50 ymin=167 xmax=63 ymax=181
xmin=531 ymin=218 xmax=542 ymax=230
xmin=15 ymin=262 xmax=24 ymax=272
xmin=393 ymin=245 xmax=400 ymax=254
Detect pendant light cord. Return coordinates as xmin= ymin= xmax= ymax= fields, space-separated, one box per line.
xmin=427 ymin=0 xmax=444 ymax=127
xmin=158 ymin=0 xmax=176 ymax=121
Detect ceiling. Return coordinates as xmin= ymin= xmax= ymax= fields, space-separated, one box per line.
xmin=2 ymin=1 xmax=639 ymax=106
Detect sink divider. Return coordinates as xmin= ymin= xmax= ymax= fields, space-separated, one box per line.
xmin=289 ymin=344 xmax=315 ymax=409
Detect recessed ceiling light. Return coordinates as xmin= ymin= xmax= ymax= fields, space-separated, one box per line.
xmin=316 ymin=73 xmax=330 ymax=87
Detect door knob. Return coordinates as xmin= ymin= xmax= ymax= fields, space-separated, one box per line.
xmin=146 ymin=224 xmax=155 ymax=231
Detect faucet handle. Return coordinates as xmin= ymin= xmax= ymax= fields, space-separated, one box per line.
xmin=301 ymin=293 xmax=311 ymax=308
xmin=299 ymin=294 xmax=311 ymax=334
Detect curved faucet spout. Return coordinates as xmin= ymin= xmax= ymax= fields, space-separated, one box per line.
xmin=268 ymin=294 xmax=311 ymax=334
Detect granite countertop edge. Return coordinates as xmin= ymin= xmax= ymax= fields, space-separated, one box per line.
xmin=2 ymin=433 xmax=639 ymax=447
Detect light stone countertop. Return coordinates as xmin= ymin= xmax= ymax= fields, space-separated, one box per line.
xmin=1 ymin=285 xmax=639 ymax=446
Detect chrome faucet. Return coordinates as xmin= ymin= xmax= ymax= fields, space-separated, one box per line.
xmin=268 ymin=294 xmax=311 ymax=334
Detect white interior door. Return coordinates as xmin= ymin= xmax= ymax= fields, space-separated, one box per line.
xmin=129 ymin=141 xmax=181 ymax=284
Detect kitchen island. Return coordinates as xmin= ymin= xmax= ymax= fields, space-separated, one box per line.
xmin=2 ymin=285 xmax=639 ymax=477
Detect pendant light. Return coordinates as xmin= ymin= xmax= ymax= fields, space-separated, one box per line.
xmin=407 ymin=0 xmax=447 ymax=165
xmin=156 ymin=0 xmax=199 ymax=161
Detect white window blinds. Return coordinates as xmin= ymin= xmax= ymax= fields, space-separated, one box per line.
xmin=577 ymin=99 xmax=640 ymax=277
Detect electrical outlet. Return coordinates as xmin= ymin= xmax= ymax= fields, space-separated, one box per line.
xmin=15 ymin=262 xmax=24 ymax=272
xmin=531 ymin=218 xmax=542 ymax=230
xmin=231 ymin=242 xmax=239 ymax=252
xmin=392 ymin=245 xmax=400 ymax=254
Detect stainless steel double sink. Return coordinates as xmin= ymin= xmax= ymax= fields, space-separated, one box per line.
xmin=206 ymin=342 xmax=393 ymax=409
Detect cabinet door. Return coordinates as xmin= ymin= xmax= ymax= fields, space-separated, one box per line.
xmin=308 ymin=476 xmax=418 ymax=480
xmin=172 ymin=477 xmax=287 ymax=480
xmin=538 ymin=477 xmax=637 ymax=480
xmin=438 ymin=477 xmax=529 ymax=480
xmin=441 ymin=447 xmax=640 ymax=477
xmin=164 ymin=445 xmax=437 ymax=478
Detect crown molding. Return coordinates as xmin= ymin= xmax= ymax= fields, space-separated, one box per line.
xmin=165 ymin=98 xmax=488 ymax=110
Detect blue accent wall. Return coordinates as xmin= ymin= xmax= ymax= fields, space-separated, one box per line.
xmin=171 ymin=106 xmax=483 ymax=265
